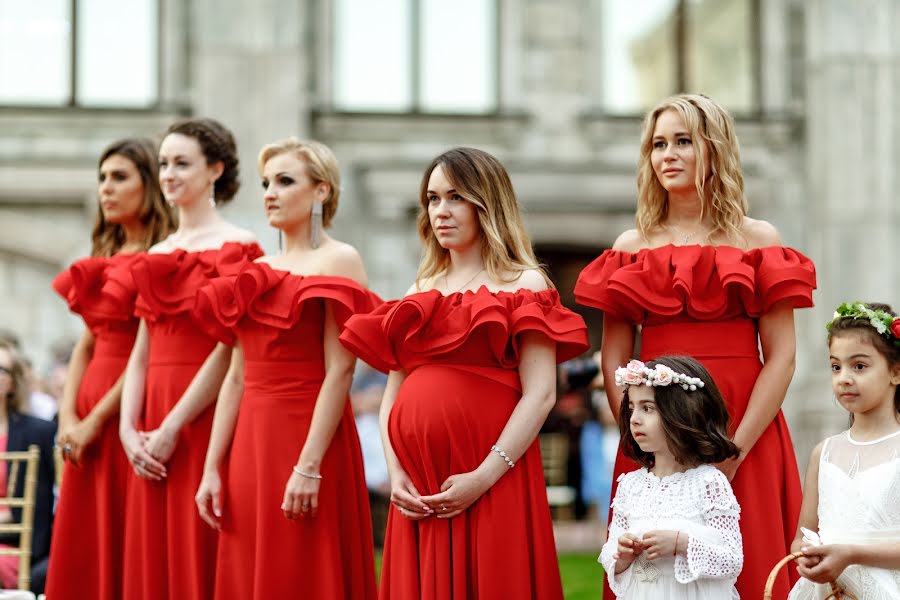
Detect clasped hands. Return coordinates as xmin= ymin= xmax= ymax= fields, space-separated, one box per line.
xmin=390 ymin=469 xmax=490 ymax=521
xmin=120 ymin=423 xmax=177 ymax=481
xmin=613 ymin=531 xmax=681 ymax=572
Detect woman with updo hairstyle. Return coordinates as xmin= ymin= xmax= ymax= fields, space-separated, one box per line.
xmin=115 ymin=118 xmax=261 ymax=600
xmin=190 ymin=138 xmax=379 ymax=599
xmin=48 ymin=137 xmax=174 ymax=600
xmin=575 ymin=93 xmax=817 ymax=599
xmin=340 ymin=147 xmax=589 ymax=599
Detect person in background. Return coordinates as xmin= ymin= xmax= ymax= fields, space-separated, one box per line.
xmin=0 ymin=340 xmax=56 ymax=593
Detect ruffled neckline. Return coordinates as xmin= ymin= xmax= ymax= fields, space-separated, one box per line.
xmin=193 ymin=260 xmax=382 ymax=345
xmin=340 ymin=285 xmax=589 ymax=373
xmin=574 ymin=243 xmax=816 ymax=323
xmin=132 ymin=241 xmax=263 ymax=320
xmin=53 ymin=253 xmax=143 ymax=322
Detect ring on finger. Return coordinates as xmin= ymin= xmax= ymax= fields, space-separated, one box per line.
xmin=441 ymin=504 xmax=447 ymax=512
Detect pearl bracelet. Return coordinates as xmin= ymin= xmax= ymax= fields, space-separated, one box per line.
xmin=292 ymin=465 xmax=322 ymax=480
xmin=491 ymin=445 xmax=515 ymax=468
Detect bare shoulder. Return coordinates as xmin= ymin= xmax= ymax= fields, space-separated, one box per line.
xmin=149 ymin=236 xmax=176 ymax=254
xmin=742 ymin=217 xmax=782 ymax=249
xmin=510 ymin=268 xmax=549 ymax=293
xmin=320 ymin=240 xmax=367 ymax=286
xmin=809 ymin=439 xmax=825 ymax=464
xmin=611 ymin=229 xmax=645 ymax=253
xmin=219 ymin=222 xmax=257 ymax=244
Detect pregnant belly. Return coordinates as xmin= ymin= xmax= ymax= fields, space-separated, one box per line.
xmin=389 ymin=364 xmax=521 ymax=492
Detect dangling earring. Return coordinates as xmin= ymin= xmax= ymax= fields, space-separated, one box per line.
xmin=278 ymin=230 xmax=283 ymax=253
xmin=310 ymin=202 xmax=323 ymax=249
xmin=209 ymin=196 xmax=216 ymax=207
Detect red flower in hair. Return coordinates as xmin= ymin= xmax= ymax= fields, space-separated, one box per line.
xmin=891 ymin=318 xmax=900 ymax=339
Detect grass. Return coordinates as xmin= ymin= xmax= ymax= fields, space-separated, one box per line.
xmin=374 ymin=552 xmax=604 ymax=598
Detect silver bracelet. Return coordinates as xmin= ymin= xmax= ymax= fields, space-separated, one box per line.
xmin=491 ymin=445 xmax=515 ymax=468
xmin=292 ymin=465 xmax=322 ymax=480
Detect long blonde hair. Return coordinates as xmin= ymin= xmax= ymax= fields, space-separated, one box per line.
xmin=636 ymin=94 xmax=747 ymax=244
xmin=415 ymin=147 xmax=550 ymax=288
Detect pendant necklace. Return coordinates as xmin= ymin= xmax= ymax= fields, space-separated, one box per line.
xmin=445 ymin=267 xmax=485 ymax=294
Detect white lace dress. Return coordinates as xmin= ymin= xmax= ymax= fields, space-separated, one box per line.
xmin=598 ymin=464 xmax=743 ymax=599
xmin=788 ymin=429 xmax=900 ymax=600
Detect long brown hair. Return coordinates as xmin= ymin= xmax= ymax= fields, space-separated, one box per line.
xmin=636 ymin=94 xmax=747 ymax=245
xmin=415 ymin=147 xmax=549 ymax=288
xmin=91 ymin=138 xmax=175 ymax=256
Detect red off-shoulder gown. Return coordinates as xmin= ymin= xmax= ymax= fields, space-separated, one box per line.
xmin=47 ymin=253 xmax=141 ymax=600
xmin=340 ymin=286 xmax=589 ymax=600
xmin=115 ymin=242 xmax=262 ymax=600
xmin=193 ymin=262 xmax=380 ymax=600
xmin=574 ymin=244 xmax=817 ymax=600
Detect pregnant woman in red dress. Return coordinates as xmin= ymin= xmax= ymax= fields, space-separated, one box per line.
xmin=341 ymin=147 xmax=589 ymax=600
xmin=48 ymin=138 xmax=175 ymax=600
xmin=193 ymin=139 xmax=379 ymax=599
xmin=575 ymin=94 xmax=816 ymax=599
xmin=116 ymin=118 xmax=261 ymax=600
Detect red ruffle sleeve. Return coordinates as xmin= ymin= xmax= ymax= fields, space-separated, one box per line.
xmin=53 ymin=253 xmax=142 ymax=323
xmin=131 ymin=242 xmax=263 ymax=322
xmin=193 ymin=262 xmax=383 ymax=345
xmin=574 ymin=245 xmax=816 ymax=323
xmin=340 ymin=287 xmax=589 ymax=373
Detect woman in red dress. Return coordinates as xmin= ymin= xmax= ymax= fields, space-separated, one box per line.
xmin=48 ymin=138 xmax=175 ymax=600
xmin=574 ymin=94 xmax=816 ymax=599
xmin=193 ymin=139 xmax=379 ymax=599
xmin=340 ymin=147 xmax=589 ymax=600
xmin=117 ymin=118 xmax=261 ymax=600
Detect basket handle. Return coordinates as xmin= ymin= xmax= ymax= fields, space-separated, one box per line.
xmin=764 ymin=551 xmax=857 ymax=599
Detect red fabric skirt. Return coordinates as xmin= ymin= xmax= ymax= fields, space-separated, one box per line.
xmin=46 ymin=332 xmax=134 ymax=600
xmin=381 ymin=364 xmax=563 ymax=600
xmin=214 ymin=359 xmax=377 ymax=599
xmin=122 ymin=330 xmax=218 ymax=600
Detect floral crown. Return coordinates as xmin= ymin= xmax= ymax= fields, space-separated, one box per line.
xmin=614 ymin=359 xmax=706 ymax=391
xmin=827 ymin=302 xmax=900 ymax=347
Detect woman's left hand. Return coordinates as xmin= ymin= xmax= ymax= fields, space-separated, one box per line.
xmin=282 ymin=470 xmax=321 ymax=520
xmin=142 ymin=424 xmax=179 ymax=465
xmin=418 ymin=471 xmax=491 ymax=519
xmin=797 ymin=544 xmax=853 ymax=583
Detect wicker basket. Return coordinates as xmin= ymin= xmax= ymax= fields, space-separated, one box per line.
xmin=764 ymin=551 xmax=858 ymax=599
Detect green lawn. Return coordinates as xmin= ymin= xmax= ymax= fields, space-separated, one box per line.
xmin=374 ymin=552 xmax=604 ymax=598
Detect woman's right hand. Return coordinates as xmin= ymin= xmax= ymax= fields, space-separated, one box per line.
xmin=195 ymin=469 xmax=223 ymax=530
xmin=120 ymin=427 xmax=167 ymax=481
xmin=389 ymin=468 xmax=433 ymax=521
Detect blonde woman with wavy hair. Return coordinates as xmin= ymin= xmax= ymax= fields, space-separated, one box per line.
xmin=340 ymin=147 xmax=588 ymax=599
xmin=575 ymin=94 xmax=818 ymax=599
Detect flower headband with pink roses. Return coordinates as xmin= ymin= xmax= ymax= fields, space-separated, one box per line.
xmin=614 ymin=359 xmax=706 ymax=392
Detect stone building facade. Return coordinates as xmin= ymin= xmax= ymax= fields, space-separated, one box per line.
xmin=1 ymin=0 xmax=897 ymax=466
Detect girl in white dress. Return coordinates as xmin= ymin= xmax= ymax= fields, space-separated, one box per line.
xmin=789 ymin=302 xmax=900 ymax=600
xmin=599 ymin=355 xmax=743 ymax=600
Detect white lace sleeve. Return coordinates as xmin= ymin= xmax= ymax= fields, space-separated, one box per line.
xmin=674 ymin=469 xmax=743 ymax=583
xmin=599 ymin=475 xmax=635 ymax=596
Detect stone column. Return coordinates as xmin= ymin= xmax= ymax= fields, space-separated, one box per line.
xmin=797 ymin=0 xmax=900 ymax=452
